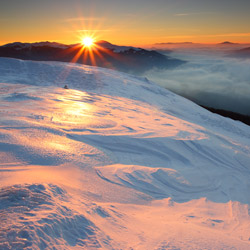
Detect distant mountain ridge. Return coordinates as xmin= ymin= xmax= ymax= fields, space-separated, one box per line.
xmin=229 ymin=46 xmax=250 ymax=58
xmin=218 ymin=41 xmax=239 ymax=45
xmin=0 ymin=41 xmax=185 ymax=74
xmin=2 ymin=41 xmax=71 ymax=49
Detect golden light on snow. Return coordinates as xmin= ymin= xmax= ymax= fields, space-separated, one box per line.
xmin=1 ymin=60 xmax=250 ymax=249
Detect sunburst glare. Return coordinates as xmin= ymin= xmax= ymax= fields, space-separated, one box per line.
xmin=82 ymin=37 xmax=94 ymax=48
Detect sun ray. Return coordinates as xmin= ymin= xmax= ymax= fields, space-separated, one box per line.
xmin=56 ymin=14 xmax=130 ymax=85
xmin=71 ymin=45 xmax=85 ymax=63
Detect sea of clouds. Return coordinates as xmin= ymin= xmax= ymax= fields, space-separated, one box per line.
xmin=145 ymin=48 xmax=250 ymax=116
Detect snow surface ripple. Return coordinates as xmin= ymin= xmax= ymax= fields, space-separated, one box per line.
xmin=0 ymin=58 xmax=250 ymax=249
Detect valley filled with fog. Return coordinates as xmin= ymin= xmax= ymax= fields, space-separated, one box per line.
xmin=145 ymin=45 xmax=250 ymax=116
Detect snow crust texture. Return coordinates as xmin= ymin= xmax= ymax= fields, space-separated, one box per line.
xmin=0 ymin=57 xmax=250 ymax=249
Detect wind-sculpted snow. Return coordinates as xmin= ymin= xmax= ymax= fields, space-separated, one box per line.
xmin=0 ymin=58 xmax=250 ymax=249
xmin=0 ymin=184 xmax=106 ymax=249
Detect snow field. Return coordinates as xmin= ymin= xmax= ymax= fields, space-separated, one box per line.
xmin=0 ymin=58 xmax=250 ymax=249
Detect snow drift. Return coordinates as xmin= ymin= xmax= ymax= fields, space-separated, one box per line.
xmin=0 ymin=57 xmax=250 ymax=249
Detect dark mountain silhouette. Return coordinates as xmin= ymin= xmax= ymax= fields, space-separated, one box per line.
xmin=218 ymin=41 xmax=239 ymax=45
xmin=0 ymin=41 xmax=185 ymax=74
xmin=202 ymin=106 xmax=250 ymax=126
xmin=229 ymin=47 xmax=250 ymax=58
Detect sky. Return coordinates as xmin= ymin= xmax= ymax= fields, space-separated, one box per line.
xmin=1 ymin=0 xmax=250 ymax=46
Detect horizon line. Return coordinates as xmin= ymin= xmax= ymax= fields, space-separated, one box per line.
xmin=1 ymin=40 xmax=250 ymax=47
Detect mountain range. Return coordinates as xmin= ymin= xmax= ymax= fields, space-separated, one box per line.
xmin=0 ymin=41 xmax=185 ymax=74
xmin=230 ymin=46 xmax=250 ymax=58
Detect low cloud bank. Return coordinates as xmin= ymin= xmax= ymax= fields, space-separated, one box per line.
xmin=145 ymin=51 xmax=250 ymax=116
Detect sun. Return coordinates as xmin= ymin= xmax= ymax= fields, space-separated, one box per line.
xmin=82 ymin=37 xmax=94 ymax=48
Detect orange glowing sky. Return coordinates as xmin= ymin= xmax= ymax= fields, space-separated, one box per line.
xmin=1 ymin=0 xmax=250 ymax=46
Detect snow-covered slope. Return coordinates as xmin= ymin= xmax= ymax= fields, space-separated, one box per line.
xmin=0 ymin=57 xmax=250 ymax=249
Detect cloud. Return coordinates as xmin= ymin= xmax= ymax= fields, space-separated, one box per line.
xmin=144 ymin=51 xmax=250 ymax=115
xmin=63 ymin=17 xmax=105 ymax=23
xmin=76 ymin=29 xmax=114 ymax=32
xmin=211 ymin=33 xmax=250 ymax=38
xmin=174 ymin=12 xmax=209 ymax=17
xmin=162 ymin=35 xmax=195 ymax=39
xmin=174 ymin=13 xmax=197 ymax=16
